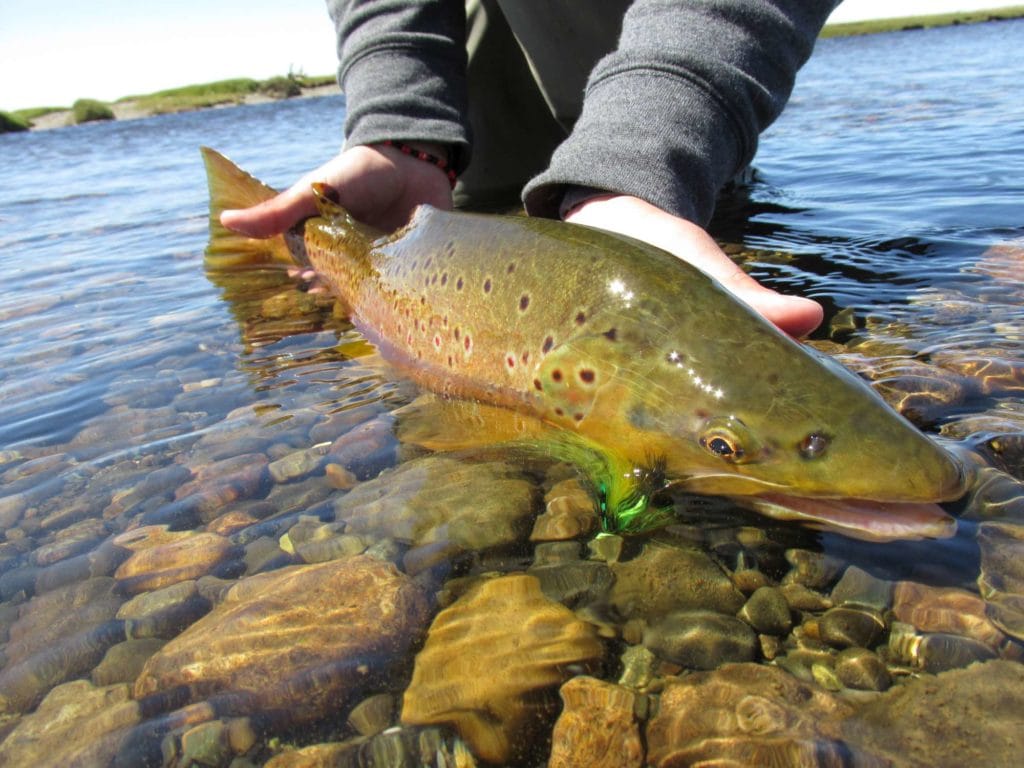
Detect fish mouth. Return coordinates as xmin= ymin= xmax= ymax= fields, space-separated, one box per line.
xmin=738 ymin=493 xmax=957 ymax=542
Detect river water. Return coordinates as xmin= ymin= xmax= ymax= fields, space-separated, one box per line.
xmin=1 ymin=19 xmax=1023 ymax=768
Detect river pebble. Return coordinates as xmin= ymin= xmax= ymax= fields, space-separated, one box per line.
xmin=737 ymin=586 xmax=793 ymax=635
xmin=548 ymin=676 xmax=643 ymax=768
xmin=643 ymin=610 xmax=758 ymax=669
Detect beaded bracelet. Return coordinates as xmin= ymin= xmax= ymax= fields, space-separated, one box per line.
xmin=378 ymin=139 xmax=457 ymax=189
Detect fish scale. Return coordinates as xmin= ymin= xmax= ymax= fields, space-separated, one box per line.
xmin=203 ymin=147 xmax=969 ymax=540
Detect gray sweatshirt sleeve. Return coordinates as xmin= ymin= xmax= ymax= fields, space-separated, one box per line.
xmin=522 ymin=0 xmax=841 ymax=225
xmin=326 ymin=0 xmax=471 ymax=171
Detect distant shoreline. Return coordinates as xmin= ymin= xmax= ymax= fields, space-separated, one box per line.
xmin=4 ymin=7 xmax=1023 ymax=133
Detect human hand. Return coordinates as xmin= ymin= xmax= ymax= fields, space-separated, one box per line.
xmin=563 ymin=194 xmax=823 ymax=337
xmin=219 ymin=142 xmax=454 ymax=237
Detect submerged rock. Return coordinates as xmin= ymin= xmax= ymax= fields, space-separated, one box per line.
xmin=113 ymin=528 xmax=236 ymax=595
xmin=135 ymin=556 xmax=429 ymax=722
xmin=336 ymin=455 xmax=537 ymax=561
xmin=844 ymin=660 xmax=1024 ymax=767
xmin=401 ymin=573 xmax=603 ymax=764
xmin=0 ymin=680 xmax=141 ymax=767
xmin=548 ymin=676 xmax=643 ymax=768
xmin=645 ymin=663 xmax=860 ymax=768
xmin=643 ymin=610 xmax=758 ymax=670
xmin=609 ymin=543 xmax=744 ymax=621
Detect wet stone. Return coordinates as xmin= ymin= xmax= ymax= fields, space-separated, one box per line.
xmin=737 ymin=586 xmax=792 ymax=636
xmin=268 ymin=446 xmax=325 ymax=484
xmin=645 ymin=663 xmax=856 ymax=768
xmin=347 ymin=692 xmax=395 ymax=738
xmin=830 ymin=565 xmax=893 ymax=611
xmin=782 ymin=548 xmax=843 ymax=589
xmin=326 ymin=415 xmax=401 ymax=481
xmin=180 ymin=719 xmax=233 ymax=767
xmin=643 ymin=610 xmax=758 ymax=670
xmin=890 ymin=623 xmax=999 ymax=673
xmin=977 ymin=521 xmax=1024 ymax=642
xmin=609 ymin=543 xmax=745 ymax=621
xmin=30 ymin=517 xmax=109 ymax=567
xmin=548 ymin=676 xmax=643 ymax=768
xmin=892 ymin=580 xmax=1006 ymax=649
xmin=780 ymin=582 xmax=832 ymax=612
xmin=533 ymin=541 xmax=583 ymax=566
xmin=834 ymin=647 xmax=891 ymax=692
xmin=530 ymin=478 xmax=598 ymax=541
xmin=117 ymin=579 xmax=212 ymax=639
xmin=113 ymin=529 xmax=237 ymax=595
xmin=0 ymin=680 xmax=142 ymax=767
xmin=528 ymin=560 xmax=615 ymax=609
xmin=135 ymin=556 xmax=430 ymax=723
xmin=92 ymin=638 xmax=167 ymax=686
xmin=818 ymin=606 xmax=885 ymax=649
xmin=401 ymin=573 xmax=603 ymax=765
xmin=843 ymin=660 xmax=1024 ymax=767
xmin=336 ymin=455 xmax=537 ymax=556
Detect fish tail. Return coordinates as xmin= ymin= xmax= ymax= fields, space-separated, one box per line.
xmin=200 ymin=146 xmax=297 ymax=270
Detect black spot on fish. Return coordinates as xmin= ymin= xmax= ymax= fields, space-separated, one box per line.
xmin=456 ymin=277 xmax=464 ymax=291
xmin=533 ymin=378 xmax=543 ymax=391
xmin=579 ymin=369 xmax=595 ymax=384
xmin=551 ymin=369 xmax=563 ymax=383
xmin=454 ymin=327 xmax=461 ymax=340
xmin=441 ymin=273 xmax=448 ymax=286
xmin=507 ymin=262 xmax=516 ymax=273
xmin=519 ymin=295 xmax=530 ymax=311
xmin=602 ymin=328 xmax=618 ymax=342
xmin=573 ymin=412 xmax=584 ymax=422
xmin=542 ymin=336 xmax=554 ymax=354
xmin=575 ymin=311 xmax=586 ymax=325
xmin=483 ymin=278 xmax=492 ymax=294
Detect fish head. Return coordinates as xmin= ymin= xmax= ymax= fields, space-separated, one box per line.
xmin=562 ymin=323 xmax=968 ymax=541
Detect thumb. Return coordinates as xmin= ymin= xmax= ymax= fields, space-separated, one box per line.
xmin=220 ymin=181 xmax=320 ymax=238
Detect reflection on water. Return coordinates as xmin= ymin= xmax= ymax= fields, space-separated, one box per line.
xmin=1 ymin=19 xmax=1024 ymax=768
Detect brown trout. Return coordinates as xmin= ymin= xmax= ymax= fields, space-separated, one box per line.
xmin=202 ymin=147 xmax=968 ymax=541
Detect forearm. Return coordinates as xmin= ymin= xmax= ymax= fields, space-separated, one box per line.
xmin=327 ymin=0 xmax=471 ymax=172
xmin=523 ymin=0 xmax=840 ymax=224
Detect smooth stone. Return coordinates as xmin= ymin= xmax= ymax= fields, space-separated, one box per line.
xmin=587 ymin=534 xmax=624 ymax=564
xmin=737 ymin=586 xmax=792 ymax=636
xmin=644 ymin=610 xmax=758 ymax=670
xmin=779 ymin=582 xmax=833 ymax=612
xmin=135 ymin=556 xmax=429 ymax=724
xmin=818 ymin=606 xmax=885 ymax=649
xmin=347 ymin=692 xmax=395 ymax=737
xmin=834 ymin=647 xmax=891 ymax=691
xmin=892 ymin=581 xmax=1006 ymax=649
xmin=645 ymin=663 xmax=857 ymax=768
xmin=326 ymin=415 xmax=400 ymax=480
xmin=732 ymin=568 xmax=770 ymax=594
xmin=92 ymin=638 xmax=166 ymax=686
xmin=548 ymin=676 xmax=643 ymax=768
xmin=296 ymin=534 xmax=368 ymax=564
xmin=268 ymin=447 xmax=325 ymax=484
xmin=533 ymin=541 xmax=583 ymax=566
xmin=401 ymin=573 xmax=603 ymax=765
xmin=528 ymin=560 xmax=614 ymax=609
xmin=782 ymin=549 xmax=843 ymax=589
xmin=117 ymin=580 xmax=212 ymax=639
xmin=324 ymin=462 xmax=359 ymax=490
xmin=831 ymin=566 xmax=893 ymax=611
xmin=609 ymin=543 xmax=745 ymax=621
xmin=618 ymin=644 xmax=659 ymax=691
xmin=530 ymin=478 xmax=597 ymax=541
xmin=264 ymin=742 xmax=357 ymax=768
xmin=844 ymin=660 xmax=1024 ymax=767
xmin=114 ymin=529 xmax=236 ymax=595
xmin=336 ymin=455 xmax=537 ymax=554
xmin=180 ymin=720 xmax=233 ymax=767
xmin=0 ymin=680 xmax=142 ymax=767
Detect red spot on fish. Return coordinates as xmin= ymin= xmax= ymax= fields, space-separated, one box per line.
xmin=555 ymin=407 xmax=564 ymax=416
xmin=551 ymin=369 xmax=563 ymax=383
xmin=579 ymin=369 xmax=595 ymax=383
xmin=507 ymin=355 xmax=515 ymax=368
xmin=521 ymin=351 xmax=529 ymax=364
xmin=533 ymin=378 xmax=543 ymax=391
xmin=464 ymin=335 xmax=471 ymax=350
xmin=454 ymin=328 xmax=461 ymax=340
xmin=519 ymin=295 xmax=530 ymax=311
xmin=434 ymin=335 xmax=442 ymax=348
xmin=574 ymin=412 xmax=584 ymax=422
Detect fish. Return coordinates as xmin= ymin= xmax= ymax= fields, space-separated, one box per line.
xmin=201 ymin=146 xmax=969 ymax=541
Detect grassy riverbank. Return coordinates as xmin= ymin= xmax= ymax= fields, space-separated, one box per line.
xmin=3 ymin=7 xmax=1023 ymax=133
xmin=821 ymin=4 xmax=1024 ymax=37
xmin=3 ymin=73 xmax=338 ymax=132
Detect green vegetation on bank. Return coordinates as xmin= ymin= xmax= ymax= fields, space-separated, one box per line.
xmin=0 ymin=111 xmax=30 ymax=133
xmin=71 ymin=98 xmax=115 ymax=124
xmin=822 ymin=5 xmax=1024 ymax=37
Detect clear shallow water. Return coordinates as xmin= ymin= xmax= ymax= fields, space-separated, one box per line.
xmin=1 ymin=20 xmax=1023 ymax=768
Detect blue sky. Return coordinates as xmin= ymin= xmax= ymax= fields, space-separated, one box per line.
xmin=1 ymin=0 xmax=1018 ymax=110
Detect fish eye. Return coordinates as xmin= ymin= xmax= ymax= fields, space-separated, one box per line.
xmin=698 ymin=417 xmax=755 ymax=463
xmin=799 ymin=432 xmax=830 ymax=460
